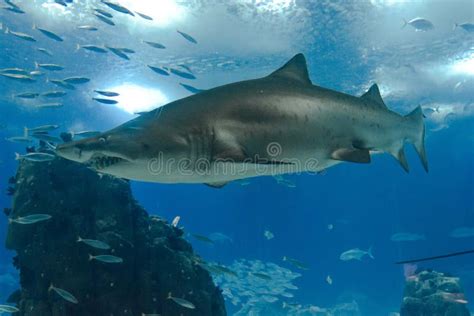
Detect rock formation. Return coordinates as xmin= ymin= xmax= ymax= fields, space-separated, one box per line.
xmin=401 ymin=269 xmax=470 ymax=316
xmin=4 ymin=156 xmax=226 ymax=316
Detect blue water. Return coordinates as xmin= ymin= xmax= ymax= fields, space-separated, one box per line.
xmin=1 ymin=0 xmax=473 ymax=315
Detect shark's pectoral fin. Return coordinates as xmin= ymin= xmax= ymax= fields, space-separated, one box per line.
xmin=204 ymin=181 xmax=229 ymax=189
xmin=331 ymin=148 xmax=371 ymax=163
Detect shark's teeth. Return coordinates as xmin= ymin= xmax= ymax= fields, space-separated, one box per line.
xmin=86 ymin=155 xmax=123 ymax=170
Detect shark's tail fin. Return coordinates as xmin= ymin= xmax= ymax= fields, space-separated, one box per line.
xmin=402 ymin=19 xmax=408 ymax=29
xmin=367 ymin=246 xmax=374 ymax=259
xmin=405 ymin=105 xmax=428 ymax=172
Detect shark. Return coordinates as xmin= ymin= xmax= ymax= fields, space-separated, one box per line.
xmin=56 ymin=54 xmax=428 ymax=188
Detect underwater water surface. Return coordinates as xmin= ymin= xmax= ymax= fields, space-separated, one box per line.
xmin=0 ymin=0 xmax=473 ymax=315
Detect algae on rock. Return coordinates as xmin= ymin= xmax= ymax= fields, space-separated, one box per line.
xmin=401 ymin=269 xmax=470 ymax=316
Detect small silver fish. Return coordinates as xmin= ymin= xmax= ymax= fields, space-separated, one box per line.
xmin=252 ymin=272 xmax=272 ymax=280
xmin=326 ymin=275 xmax=333 ymax=285
xmin=77 ymin=236 xmax=110 ymax=250
xmin=0 ymin=304 xmax=19 ymax=313
xmin=0 ymin=73 xmax=35 ymax=82
xmin=143 ymin=41 xmax=166 ymax=49
xmin=37 ymin=48 xmax=53 ymax=56
xmin=167 ymin=293 xmax=195 ymax=309
xmin=89 ymin=254 xmax=123 ymax=263
xmin=77 ymin=44 xmax=108 ymax=53
xmin=33 ymin=25 xmax=63 ymax=41
xmin=148 ymin=65 xmax=169 ymax=76
xmin=93 ymin=98 xmax=118 ymax=104
xmin=3 ymin=6 xmax=24 ymax=14
xmin=180 ymin=83 xmax=204 ymax=94
xmin=35 ymin=63 xmax=64 ymax=71
xmin=47 ymin=79 xmax=75 ymax=90
xmin=402 ymin=18 xmax=434 ymax=31
xmin=339 ymin=247 xmax=374 ymax=261
xmin=1 ymin=67 xmax=28 ymax=75
xmin=6 ymin=136 xmax=33 ymax=143
xmin=94 ymin=14 xmax=115 ymax=26
xmin=106 ymin=46 xmax=129 ymax=60
xmin=16 ymin=152 xmax=56 ymax=161
xmin=94 ymin=9 xmax=113 ymax=18
xmin=282 ymin=256 xmax=308 ymax=270
xmin=171 ymin=216 xmax=180 ymax=227
xmin=26 ymin=124 xmax=60 ymax=133
xmin=4 ymin=0 xmax=23 ymax=11
xmin=102 ymin=1 xmax=134 ymax=16
xmin=77 ymin=25 xmax=98 ymax=31
xmin=94 ymin=90 xmax=119 ymax=97
xmin=177 ymin=30 xmax=197 ymax=44
xmin=63 ymin=77 xmax=90 ymax=84
xmin=15 ymin=92 xmax=40 ymax=99
xmin=169 ymin=68 xmax=196 ymax=80
xmin=191 ymin=233 xmax=214 ymax=244
xmin=263 ymin=230 xmax=274 ymax=240
xmin=49 ymin=284 xmax=78 ymax=304
xmin=41 ymin=91 xmax=67 ymax=98
xmin=5 ymin=28 xmax=36 ymax=41
xmin=9 ymin=214 xmax=52 ymax=224
xmin=453 ymin=22 xmax=474 ymax=32
xmin=135 ymin=12 xmax=153 ymax=20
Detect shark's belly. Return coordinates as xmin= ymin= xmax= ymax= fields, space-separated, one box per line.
xmin=109 ymin=159 xmax=337 ymax=184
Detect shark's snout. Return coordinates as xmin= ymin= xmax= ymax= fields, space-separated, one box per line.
xmin=56 ymin=134 xmax=134 ymax=174
xmin=56 ymin=142 xmax=94 ymax=163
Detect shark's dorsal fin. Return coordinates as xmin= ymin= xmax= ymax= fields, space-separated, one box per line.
xmin=360 ymin=84 xmax=387 ymax=108
xmin=268 ymin=53 xmax=312 ymax=85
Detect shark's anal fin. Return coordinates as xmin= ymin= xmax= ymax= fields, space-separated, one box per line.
xmin=360 ymin=84 xmax=387 ymax=109
xmin=267 ymin=53 xmax=312 ymax=85
xmin=390 ymin=147 xmax=409 ymax=173
xmin=204 ymin=181 xmax=229 ymax=189
xmin=331 ymin=148 xmax=371 ymax=163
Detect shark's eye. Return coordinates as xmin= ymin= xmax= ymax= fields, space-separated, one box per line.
xmin=99 ymin=137 xmax=106 ymax=143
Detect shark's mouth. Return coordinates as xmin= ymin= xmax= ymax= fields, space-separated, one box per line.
xmin=86 ymin=154 xmax=126 ymax=170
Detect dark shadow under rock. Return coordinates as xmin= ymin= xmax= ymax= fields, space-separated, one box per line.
xmin=5 ymin=157 xmax=226 ymax=316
